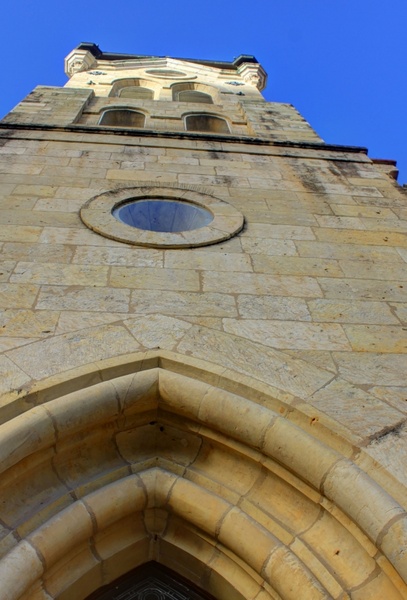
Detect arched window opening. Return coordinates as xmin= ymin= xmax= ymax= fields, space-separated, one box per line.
xmin=118 ymin=86 xmax=154 ymax=100
xmin=177 ymin=90 xmax=213 ymax=104
xmin=99 ymin=109 xmax=145 ymax=128
xmin=172 ymin=82 xmax=217 ymax=104
xmin=110 ymin=78 xmax=158 ymax=100
xmin=185 ymin=114 xmax=229 ymax=134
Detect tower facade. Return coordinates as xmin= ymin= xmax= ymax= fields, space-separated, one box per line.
xmin=0 ymin=43 xmax=406 ymax=599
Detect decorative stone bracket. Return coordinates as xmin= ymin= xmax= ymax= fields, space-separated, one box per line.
xmin=65 ymin=49 xmax=97 ymax=78
xmin=237 ymin=62 xmax=267 ymax=90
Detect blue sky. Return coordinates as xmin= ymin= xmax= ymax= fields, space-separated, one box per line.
xmin=2 ymin=0 xmax=407 ymax=183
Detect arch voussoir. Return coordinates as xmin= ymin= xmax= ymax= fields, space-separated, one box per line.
xmin=0 ymin=354 xmax=405 ymax=599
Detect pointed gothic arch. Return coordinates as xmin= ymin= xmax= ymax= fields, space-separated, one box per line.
xmin=0 ymin=353 xmax=406 ymax=600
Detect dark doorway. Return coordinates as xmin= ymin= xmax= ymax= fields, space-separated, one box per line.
xmin=84 ymin=561 xmax=217 ymax=600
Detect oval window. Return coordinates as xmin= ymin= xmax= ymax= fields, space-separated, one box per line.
xmin=80 ymin=185 xmax=244 ymax=248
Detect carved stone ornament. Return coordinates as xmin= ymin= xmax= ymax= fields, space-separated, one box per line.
xmin=237 ymin=63 xmax=267 ymax=90
xmin=68 ymin=59 xmax=87 ymax=76
xmin=245 ymin=73 xmax=261 ymax=87
xmin=64 ymin=50 xmax=97 ymax=78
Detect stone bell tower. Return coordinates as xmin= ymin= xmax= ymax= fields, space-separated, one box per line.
xmin=0 ymin=43 xmax=406 ymax=600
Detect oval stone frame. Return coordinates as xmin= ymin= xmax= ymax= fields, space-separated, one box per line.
xmin=80 ymin=185 xmax=244 ymax=248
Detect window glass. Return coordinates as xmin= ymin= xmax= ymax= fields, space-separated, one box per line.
xmin=178 ymin=90 xmax=213 ymax=104
xmin=113 ymin=198 xmax=213 ymax=232
xmin=119 ymin=87 xmax=153 ymax=100
xmin=185 ymin=114 xmax=229 ymax=133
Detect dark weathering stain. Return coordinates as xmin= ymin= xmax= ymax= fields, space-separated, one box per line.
xmin=295 ymin=164 xmax=326 ymax=194
xmin=332 ymin=160 xmax=360 ymax=177
xmin=370 ymin=420 xmax=405 ymax=444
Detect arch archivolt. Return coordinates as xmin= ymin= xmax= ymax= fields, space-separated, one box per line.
xmin=0 ymin=355 xmax=406 ymax=600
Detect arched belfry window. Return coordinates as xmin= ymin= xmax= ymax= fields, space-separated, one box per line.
xmin=99 ymin=109 xmax=145 ymax=128
xmin=119 ymin=86 xmax=154 ymax=100
xmin=84 ymin=562 xmax=216 ymax=600
xmin=185 ymin=114 xmax=229 ymax=134
xmin=177 ymin=90 xmax=213 ymax=104
xmin=110 ymin=78 xmax=158 ymax=100
xmin=172 ymin=82 xmax=217 ymax=104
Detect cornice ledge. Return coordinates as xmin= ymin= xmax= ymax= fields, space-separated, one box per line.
xmin=0 ymin=122 xmax=369 ymax=154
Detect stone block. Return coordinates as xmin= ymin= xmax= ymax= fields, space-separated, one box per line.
xmin=177 ymin=325 xmax=333 ymax=398
xmin=28 ymin=501 xmax=92 ymax=568
xmin=3 ymin=242 xmax=74 ymax=263
xmin=244 ymin=223 xmax=315 ymax=240
xmin=350 ymin=570 xmax=404 ymax=599
xmin=343 ymin=324 xmax=407 ymax=353
xmin=0 ymin=225 xmax=42 ymax=243
xmin=36 ymin=285 xmax=130 ymax=312
xmin=300 ymin=511 xmax=376 ymax=588
xmin=164 ymin=249 xmax=252 ymax=272
xmin=0 ymin=541 xmax=44 ymax=600
xmin=263 ymin=546 xmax=329 ymax=599
xmin=203 ymin=271 xmax=323 ymax=298
xmin=263 ymin=418 xmax=339 ymax=490
xmin=125 ymin=314 xmax=192 ymax=350
xmin=309 ymin=378 xmax=404 ymax=439
xmin=241 ymin=237 xmax=297 ymax=256
xmin=340 ymin=259 xmax=407 ymax=281
xmin=219 ymin=507 xmax=279 ymax=573
xmin=11 ymin=262 xmax=109 ymax=286
xmin=237 ymin=294 xmax=310 ymax=321
xmin=315 ymin=228 xmax=407 ymax=247
xmin=43 ymin=546 xmax=100 ymax=599
xmin=252 ymin=255 xmax=343 ymax=278
xmin=297 ymin=240 xmax=402 ymax=262
xmin=323 ymin=461 xmax=405 ymax=545
xmin=0 ymin=309 xmax=59 ymax=338
xmin=308 ymin=299 xmax=398 ymax=324
xmin=6 ymin=324 xmax=140 ymax=379
xmin=319 ymin=278 xmax=407 ymax=302
xmin=223 ymin=318 xmax=351 ymax=351
xmin=110 ymin=266 xmax=199 ymax=291
xmin=333 ymin=352 xmax=407 ymax=386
